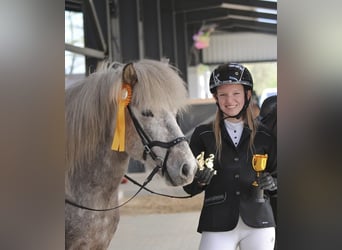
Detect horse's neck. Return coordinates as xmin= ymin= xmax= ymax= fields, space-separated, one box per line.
xmin=67 ymin=152 xmax=130 ymax=204
xmin=65 ymin=153 xmax=129 ymax=250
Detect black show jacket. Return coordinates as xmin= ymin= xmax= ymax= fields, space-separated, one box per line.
xmin=183 ymin=121 xmax=277 ymax=233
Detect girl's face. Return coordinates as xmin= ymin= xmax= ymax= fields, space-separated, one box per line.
xmin=216 ymin=84 xmax=250 ymax=120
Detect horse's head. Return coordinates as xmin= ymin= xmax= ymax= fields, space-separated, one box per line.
xmin=112 ymin=60 xmax=197 ymax=186
xmin=125 ymin=106 xmax=197 ymax=186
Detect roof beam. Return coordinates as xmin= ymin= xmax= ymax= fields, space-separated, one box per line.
xmin=221 ymin=0 xmax=277 ymax=12
xmin=217 ymin=18 xmax=276 ymax=34
xmin=186 ymin=8 xmax=277 ymax=24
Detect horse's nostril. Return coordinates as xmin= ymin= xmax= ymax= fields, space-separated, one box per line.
xmin=181 ymin=164 xmax=189 ymax=177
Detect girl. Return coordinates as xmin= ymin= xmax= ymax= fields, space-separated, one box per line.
xmin=184 ymin=63 xmax=277 ymax=250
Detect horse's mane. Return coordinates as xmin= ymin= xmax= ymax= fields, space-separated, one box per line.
xmin=65 ymin=59 xmax=189 ymax=170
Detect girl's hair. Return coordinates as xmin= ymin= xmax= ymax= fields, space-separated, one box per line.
xmin=213 ymin=89 xmax=257 ymax=160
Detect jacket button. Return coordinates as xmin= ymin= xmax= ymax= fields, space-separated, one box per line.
xmin=236 ymin=191 xmax=240 ymax=195
xmin=234 ymin=174 xmax=239 ymax=179
xmin=234 ymin=157 xmax=239 ymax=162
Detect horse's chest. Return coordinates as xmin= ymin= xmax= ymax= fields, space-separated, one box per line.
xmin=67 ymin=211 xmax=120 ymax=249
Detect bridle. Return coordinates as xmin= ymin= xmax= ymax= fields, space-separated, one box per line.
xmin=65 ymin=105 xmax=192 ymax=212
xmin=127 ymin=105 xmax=187 ymax=182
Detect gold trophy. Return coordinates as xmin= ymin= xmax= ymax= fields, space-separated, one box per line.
xmin=252 ymin=154 xmax=268 ymax=202
xmin=196 ymin=152 xmax=217 ymax=174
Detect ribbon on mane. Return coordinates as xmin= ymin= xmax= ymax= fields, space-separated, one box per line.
xmin=111 ymin=83 xmax=132 ymax=151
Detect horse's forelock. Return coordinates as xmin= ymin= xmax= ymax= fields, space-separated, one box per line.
xmin=131 ymin=60 xmax=188 ymax=112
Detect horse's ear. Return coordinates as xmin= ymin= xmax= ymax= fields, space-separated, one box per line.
xmin=122 ymin=62 xmax=137 ymax=87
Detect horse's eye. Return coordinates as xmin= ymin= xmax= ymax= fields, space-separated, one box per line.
xmin=141 ymin=110 xmax=154 ymax=117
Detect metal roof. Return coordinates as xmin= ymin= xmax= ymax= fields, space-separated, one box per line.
xmin=175 ymin=0 xmax=277 ymax=35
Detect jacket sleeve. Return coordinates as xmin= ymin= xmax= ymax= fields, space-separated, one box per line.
xmin=266 ymin=132 xmax=277 ymax=196
xmin=183 ymin=126 xmax=206 ymax=195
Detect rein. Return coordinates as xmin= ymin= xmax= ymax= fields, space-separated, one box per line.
xmin=124 ymin=174 xmax=193 ymax=199
xmin=65 ymin=105 xmax=193 ymax=212
xmin=65 ymin=166 xmax=161 ymax=212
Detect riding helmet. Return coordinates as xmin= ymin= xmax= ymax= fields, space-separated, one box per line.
xmin=209 ymin=63 xmax=253 ymax=93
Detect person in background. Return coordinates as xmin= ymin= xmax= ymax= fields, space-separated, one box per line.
xmin=184 ymin=63 xmax=277 ymax=250
xmin=259 ymin=95 xmax=277 ymax=137
xmin=258 ymin=95 xmax=277 ymax=249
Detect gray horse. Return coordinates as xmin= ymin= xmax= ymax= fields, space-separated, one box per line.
xmin=65 ymin=59 xmax=197 ymax=249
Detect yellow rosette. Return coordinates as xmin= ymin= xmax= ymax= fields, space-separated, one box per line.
xmin=111 ymin=83 xmax=132 ymax=151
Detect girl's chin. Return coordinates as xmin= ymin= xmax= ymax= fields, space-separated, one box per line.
xmin=224 ymin=111 xmax=239 ymax=117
